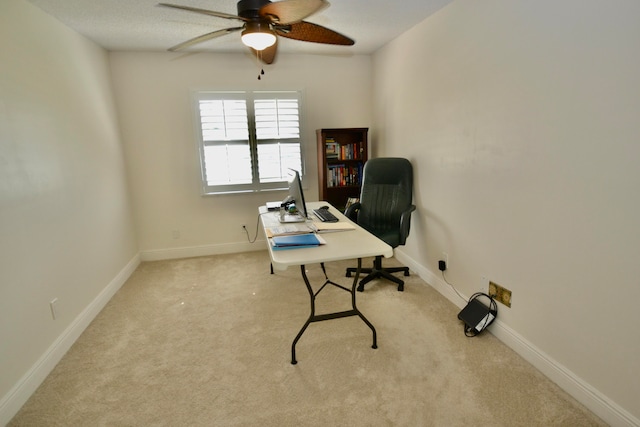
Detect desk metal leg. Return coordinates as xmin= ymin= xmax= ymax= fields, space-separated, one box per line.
xmin=291 ymin=258 xmax=377 ymax=365
xmin=353 ymin=259 xmax=378 ymax=350
xmin=291 ymin=265 xmax=315 ymax=365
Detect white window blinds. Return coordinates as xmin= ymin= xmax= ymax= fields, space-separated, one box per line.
xmin=194 ymin=91 xmax=303 ymax=194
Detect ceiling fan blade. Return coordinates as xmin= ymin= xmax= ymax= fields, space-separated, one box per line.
xmin=260 ymin=0 xmax=328 ymax=25
xmin=168 ymin=27 xmax=243 ymax=51
xmin=250 ymin=40 xmax=279 ymax=65
xmin=275 ymin=21 xmax=354 ymax=45
xmin=158 ymin=3 xmax=248 ymax=21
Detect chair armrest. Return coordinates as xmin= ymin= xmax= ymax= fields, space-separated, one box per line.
xmin=399 ymin=205 xmax=416 ymax=245
xmin=344 ymin=202 xmax=361 ymax=221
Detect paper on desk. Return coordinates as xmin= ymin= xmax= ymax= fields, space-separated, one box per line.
xmin=309 ymin=221 xmax=356 ymax=233
xmin=265 ymin=223 xmax=314 ymax=238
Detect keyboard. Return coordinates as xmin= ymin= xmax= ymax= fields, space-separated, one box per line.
xmin=312 ymin=208 xmax=339 ymax=223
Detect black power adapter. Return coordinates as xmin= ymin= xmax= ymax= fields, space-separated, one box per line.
xmin=458 ymin=293 xmax=498 ymax=336
xmin=438 ymin=260 xmax=447 ymax=271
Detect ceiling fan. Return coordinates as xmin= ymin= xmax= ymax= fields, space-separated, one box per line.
xmin=158 ymin=0 xmax=355 ymax=64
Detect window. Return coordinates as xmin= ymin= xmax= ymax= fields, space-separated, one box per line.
xmin=194 ymin=91 xmax=303 ymax=194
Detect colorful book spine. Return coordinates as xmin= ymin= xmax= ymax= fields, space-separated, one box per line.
xmin=326 ymin=164 xmax=363 ymax=187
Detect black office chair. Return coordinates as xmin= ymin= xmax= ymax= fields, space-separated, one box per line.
xmin=345 ymin=158 xmax=416 ymax=292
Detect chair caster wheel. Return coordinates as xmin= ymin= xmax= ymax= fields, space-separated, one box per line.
xmin=346 ymin=271 xmax=352 ymax=278
xmin=397 ymin=284 xmax=404 ymax=292
xmin=404 ymin=271 xmax=410 ymax=277
xmin=357 ymin=284 xmax=365 ymax=292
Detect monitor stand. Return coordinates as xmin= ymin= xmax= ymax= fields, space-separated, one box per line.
xmin=278 ymin=212 xmax=306 ymax=223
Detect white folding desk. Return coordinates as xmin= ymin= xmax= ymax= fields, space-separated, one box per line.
xmin=259 ymin=201 xmax=393 ymax=364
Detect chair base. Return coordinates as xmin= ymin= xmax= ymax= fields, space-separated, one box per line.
xmin=346 ymin=256 xmax=410 ymax=292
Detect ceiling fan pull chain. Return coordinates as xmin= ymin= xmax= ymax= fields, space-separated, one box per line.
xmin=256 ymin=50 xmax=265 ymax=80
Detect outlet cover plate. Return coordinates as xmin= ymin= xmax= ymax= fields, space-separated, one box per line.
xmin=489 ymin=281 xmax=512 ymax=307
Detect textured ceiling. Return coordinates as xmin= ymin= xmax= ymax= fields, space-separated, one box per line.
xmin=26 ymin=0 xmax=453 ymax=55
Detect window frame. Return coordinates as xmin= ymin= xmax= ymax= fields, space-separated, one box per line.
xmin=192 ymin=90 xmax=305 ymax=195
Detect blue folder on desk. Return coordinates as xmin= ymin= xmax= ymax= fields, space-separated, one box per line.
xmin=271 ymin=234 xmax=323 ymax=250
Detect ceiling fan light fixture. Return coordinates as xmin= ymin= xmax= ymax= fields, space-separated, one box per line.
xmin=241 ymin=21 xmax=276 ymax=50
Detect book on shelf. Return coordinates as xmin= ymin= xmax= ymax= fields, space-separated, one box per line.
xmin=340 ymin=143 xmax=361 ymax=160
xmin=326 ymin=163 xmax=363 ymax=187
xmin=325 ymin=138 xmax=362 ymax=161
xmin=345 ymin=197 xmax=360 ymax=210
xmin=325 ymin=138 xmax=340 ymax=159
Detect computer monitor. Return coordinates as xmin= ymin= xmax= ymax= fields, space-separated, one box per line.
xmin=282 ymin=169 xmax=308 ymax=220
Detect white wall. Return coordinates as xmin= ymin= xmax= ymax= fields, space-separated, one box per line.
xmin=373 ymin=0 xmax=640 ymax=425
xmin=0 ymin=1 xmax=138 ymax=422
xmin=109 ymin=51 xmax=372 ymax=260
xmin=5 ymin=0 xmax=638 ymax=424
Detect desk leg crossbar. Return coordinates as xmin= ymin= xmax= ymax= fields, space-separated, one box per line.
xmin=291 ymin=258 xmax=377 ymax=364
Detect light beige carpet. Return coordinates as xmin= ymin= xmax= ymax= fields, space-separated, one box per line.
xmin=10 ymin=251 xmax=606 ymax=426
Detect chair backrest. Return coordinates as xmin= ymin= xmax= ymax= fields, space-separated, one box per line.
xmin=357 ymin=158 xmax=413 ymax=248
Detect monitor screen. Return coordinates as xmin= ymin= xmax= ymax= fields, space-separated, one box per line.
xmin=285 ymin=169 xmax=308 ymax=219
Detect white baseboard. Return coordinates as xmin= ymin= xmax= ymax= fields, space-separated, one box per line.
xmin=0 ymin=254 xmax=141 ymax=426
xmin=1 ymin=241 xmax=260 ymax=423
xmin=140 ymin=240 xmax=265 ymax=261
xmin=4 ymin=246 xmax=637 ymax=427
xmin=395 ymin=249 xmax=639 ymax=427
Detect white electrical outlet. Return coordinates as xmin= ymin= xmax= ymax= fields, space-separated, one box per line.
xmin=50 ymin=298 xmax=58 ymax=320
xmin=442 ymin=252 xmax=449 ymax=269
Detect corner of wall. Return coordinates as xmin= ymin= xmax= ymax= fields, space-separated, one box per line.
xmin=0 ymin=253 xmax=141 ymax=425
xmin=394 ymin=249 xmax=640 ymax=427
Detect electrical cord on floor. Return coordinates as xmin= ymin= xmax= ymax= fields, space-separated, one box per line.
xmin=243 ymin=214 xmax=265 ymax=243
xmin=441 ymin=270 xmax=468 ymax=303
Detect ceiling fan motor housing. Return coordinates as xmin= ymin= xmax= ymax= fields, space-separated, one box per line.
xmin=161 ymin=0 xmax=354 ymax=63
xmin=237 ymin=0 xmax=271 ymax=19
